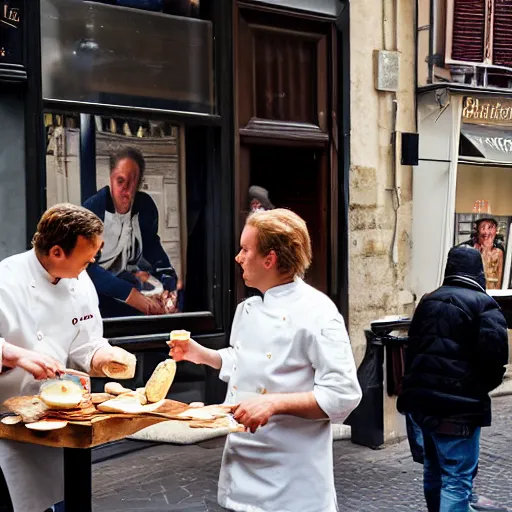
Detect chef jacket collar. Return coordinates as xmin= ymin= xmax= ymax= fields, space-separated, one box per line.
xmin=28 ymin=248 xmax=61 ymax=285
xmin=263 ymin=277 xmax=302 ymax=300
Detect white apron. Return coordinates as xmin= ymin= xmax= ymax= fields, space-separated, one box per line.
xmin=217 ymin=279 xmax=362 ymax=512
xmin=0 ymin=250 xmax=110 ymax=512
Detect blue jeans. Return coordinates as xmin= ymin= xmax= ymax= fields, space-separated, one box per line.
xmin=421 ymin=426 xmax=480 ymax=512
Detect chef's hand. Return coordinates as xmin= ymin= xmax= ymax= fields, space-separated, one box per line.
xmin=168 ymin=337 xmax=202 ymax=364
xmin=2 ymin=343 xmax=64 ymax=380
xmin=233 ymin=395 xmax=278 ymax=433
xmin=90 ymin=345 xmax=136 ymax=378
xmin=126 ymin=288 xmax=166 ymax=315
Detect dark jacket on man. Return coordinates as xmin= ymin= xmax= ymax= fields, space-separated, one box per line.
xmin=397 ymin=246 xmax=509 ymax=428
xmin=83 ymin=186 xmax=172 ymax=302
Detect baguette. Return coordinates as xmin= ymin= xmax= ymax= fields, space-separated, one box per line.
xmin=145 ymin=359 xmax=177 ymax=403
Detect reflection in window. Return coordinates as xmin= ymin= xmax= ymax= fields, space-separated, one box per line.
xmin=45 ymin=113 xmax=204 ymax=318
xmin=41 ymin=0 xmax=213 ymax=114
xmin=87 ymin=0 xmax=200 ymax=17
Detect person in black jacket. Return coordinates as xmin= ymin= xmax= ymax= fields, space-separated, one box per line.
xmin=397 ymin=245 xmax=509 ymax=512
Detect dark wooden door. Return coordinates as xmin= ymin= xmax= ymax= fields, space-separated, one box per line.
xmin=249 ymin=146 xmax=328 ymax=293
xmin=233 ymin=3 xmax=336 ymax=303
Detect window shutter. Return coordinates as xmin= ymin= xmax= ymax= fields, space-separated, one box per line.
xmin=492 ymin=0 xmax=512 ymax=67
xmin=450 ymin=0 xmax=486 ymax=63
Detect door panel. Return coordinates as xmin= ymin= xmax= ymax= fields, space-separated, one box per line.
xmin=250 ymin=146 xmax=328 ymax=293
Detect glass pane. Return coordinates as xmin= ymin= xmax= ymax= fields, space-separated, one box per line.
xmin=88 ymin=1 xmax=201 ymax=18
xmin=41 ymin=0 xmax=214 ymax=114
xmin=45 ymin=112 xmax=210 ymax=318
xmin=254 ymin=29 xmax=317 ymax=123
xmin=454 ymin=163 xmax=512 ymax=290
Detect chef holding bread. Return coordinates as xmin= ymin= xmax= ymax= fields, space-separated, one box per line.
xmin=0 ymin=204 xmax=137 ymax=512
xmin=169 ymin=208 xmax=363 ymax=512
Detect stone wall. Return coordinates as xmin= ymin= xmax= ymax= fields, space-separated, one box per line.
xmin=349 ymin=0 xmax=416 ymax=368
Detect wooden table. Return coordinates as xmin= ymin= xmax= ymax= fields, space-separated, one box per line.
xmin=0 ymin=400 xmax=190 ymax=512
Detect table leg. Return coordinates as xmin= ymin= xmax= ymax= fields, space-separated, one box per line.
xmin=64 ymin=447 xmax=92 ymax=512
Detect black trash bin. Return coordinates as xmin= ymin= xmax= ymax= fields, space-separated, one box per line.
xmin=345 ymin=318 xmax=410 ymax=449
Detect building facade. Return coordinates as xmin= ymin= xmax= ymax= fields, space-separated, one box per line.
xmin=0 ymin=0 xmax=421 ymax=443
xmin=414 ymin=0 xmax=512 ymax=378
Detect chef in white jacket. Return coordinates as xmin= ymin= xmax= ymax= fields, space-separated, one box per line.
xmin=170 ymin=208 xmax=362 ymax=512
xmin=0 ymin=203 xmax=136 ymax=512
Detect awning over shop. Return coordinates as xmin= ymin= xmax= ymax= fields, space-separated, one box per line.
xmin=461 ymin=123 xmax=512 ymax=164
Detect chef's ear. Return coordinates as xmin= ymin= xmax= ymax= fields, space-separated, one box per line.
xmin=49 ymin=245 xmax=63 ymax=259
xmin=264 ymin=250 xmax=278 ymax=269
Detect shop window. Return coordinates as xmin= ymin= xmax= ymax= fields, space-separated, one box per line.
xmin=41 ymin=0 xmax=214 ymax=114
xmin=454 ymin=164 xmax=512 ymax=290
xmin=45 ymin=112 xmax=210 ymax=318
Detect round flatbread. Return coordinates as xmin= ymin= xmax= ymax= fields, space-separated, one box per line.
xmin=1 ymin=415 xmax=22 ymax=425
xmin=26 ymin=420 xmax=68 ymax=431
xmin=40 ymin=381 xmax=84 ymax=409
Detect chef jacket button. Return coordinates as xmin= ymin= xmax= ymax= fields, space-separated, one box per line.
xmin=233 ymin=364 xmax=237 ymax=371
xmin=36 ymin=331 xmax=44 ymax=341
xmin=266 ymin=352 xmax=272 ymax=360
xmin=30 ymin=280 xmax=36 ymax=289
xmin=282 ymin=316 xmax=286 ymax=321
xmin=235 ymin=341 xmax=241 ymax=351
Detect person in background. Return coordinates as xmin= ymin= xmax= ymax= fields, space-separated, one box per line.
xmin=84 ymin=147 xmax=179 ymax=318
xmin=0 ymin=203 xmax=137 ymax=512
xmin=170 ymin=208 xmax=362 ymax=512
xmin=398 ymin=246 xmax=509 ymax=512
xmin=248 ymin=185 xmax=274 ymax=213
xmin=405 ymin=412 xmax=507 ymax=512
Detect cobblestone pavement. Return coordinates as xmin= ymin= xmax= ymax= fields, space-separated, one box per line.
xmin=92 ymin=396 xmax=512 ymax=511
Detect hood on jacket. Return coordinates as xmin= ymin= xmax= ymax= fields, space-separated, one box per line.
xmin=443 ymin=245 xmax=486 ymax=291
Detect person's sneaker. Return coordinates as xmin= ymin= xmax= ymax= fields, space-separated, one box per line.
xmin=469 ymin=494 xmax=508 ymax=511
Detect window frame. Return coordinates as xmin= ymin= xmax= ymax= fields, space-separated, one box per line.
xmin=27 ymin=0 xmax=234 ymax=337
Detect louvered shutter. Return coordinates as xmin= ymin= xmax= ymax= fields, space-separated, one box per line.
xmin=451 ymin=0 xmax=486 ymax=63
xmin=492 ymin=0 xmax=512 ymax=66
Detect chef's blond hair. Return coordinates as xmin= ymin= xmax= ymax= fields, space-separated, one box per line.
xmin=247 ymin=208 xmax=312 ymax=278
xmin=33 ymin=203 xmax=103 ymax=256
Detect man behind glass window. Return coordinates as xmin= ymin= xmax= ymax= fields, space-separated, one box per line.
xmin=84 ymin=147 xmax=179 ymax=317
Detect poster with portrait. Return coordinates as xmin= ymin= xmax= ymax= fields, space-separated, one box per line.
xmin=454 ymin=214 xmax=508 ymax=291
xmin=44 ymin=113 xmax=192 ymax=318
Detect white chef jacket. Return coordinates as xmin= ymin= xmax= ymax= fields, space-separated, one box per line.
xmin=0 ymin=249 xmax=110 ymax=512
xmin=217 ymin=278 xmax=362 ymax=512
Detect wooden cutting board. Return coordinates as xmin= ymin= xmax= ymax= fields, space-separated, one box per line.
xmin=0 ymin=399 xmax=192 ymax=449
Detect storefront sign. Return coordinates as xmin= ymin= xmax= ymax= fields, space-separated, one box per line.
xmin=0 ymin=0 xmax=23 ymax=69
xmin=463 ymin=96 xmax=512 ymax=125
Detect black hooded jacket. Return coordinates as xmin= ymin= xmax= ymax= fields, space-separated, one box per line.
xmin=397 ymin=246 xmax=509 ymax=427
